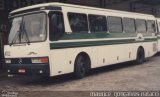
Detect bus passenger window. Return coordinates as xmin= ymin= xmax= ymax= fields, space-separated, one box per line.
xmin=159 ymin=22 xmax=160 ymax=33
xmin=49 ymin=12 xmax=65 ymax=41
xmin=136 ymin=19 xmax=147 ymax=33
xmin=68 ymin=12 xmax=88 ymax=33
xmin=147 ymin=20 xmax=156 ymax=33
xmin=123 ymin=18 xmax=136 ymax=33
xmin=88 ymin=15 xmax=107 ymax=33
xmin=108 ymin=16 xmax=123 ymax=33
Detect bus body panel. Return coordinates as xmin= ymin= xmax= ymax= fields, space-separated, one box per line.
xmin=4 ymin=43 xmax=50 ymax=58
xmin=157 ymin=18 xmax=160 ymax=52
xmin=4 ymin=42 xmax=52 ymax=76
xmin=158 ymin=37 xmax=160 ymax=52
xmin=49 ymin=39 xmax=157 ymax=76
xmin=49 ymin=46 xmax=98 ymax=76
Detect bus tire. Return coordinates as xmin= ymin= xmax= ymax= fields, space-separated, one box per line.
xmin=136 ymin=47 xmax=145 ymax=64
xmin=74 ymin=55 xmax=87 ymax=79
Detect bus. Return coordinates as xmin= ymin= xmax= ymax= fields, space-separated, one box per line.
xmin=157 ymin=18 xmax=160 ymax=52
xmin=4 ymin=3 xmax=158 ymax=78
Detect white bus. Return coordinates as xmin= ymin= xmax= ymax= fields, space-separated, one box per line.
xmin=4 ymin=3 xmax=158 ymax=78
xmin=157 ymin=18 xmax=160 ymax=52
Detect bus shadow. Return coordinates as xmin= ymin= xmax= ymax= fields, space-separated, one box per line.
xmin=20 ymin=60 xmax=149 ymax=86
xmin=90 ymin=61 xmax=137 ymax=76
xmin=154 ymin=52 xmax=160 ymax=56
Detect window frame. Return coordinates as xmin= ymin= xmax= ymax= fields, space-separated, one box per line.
xmin=107 ymin=16 xmax=123 ymax=33
xmin=135 ymin=19 xmax=147 ymax=33
xmin=147 ymin=20 xmax=156 ymax=33
xmin=49 ymin=11 xmax=65 ymax=41
xmin=122 ymin=17 xmax=136 ymax=33
xmin=159 ymin=22 xmax=160 ymax=33
xmin=8 ymin=11 xmax=48 ymax=44
xmin=88 ymin=14 xmax=108 ymax=33
xmin=67 ymin=12 xmax=89 ymax=33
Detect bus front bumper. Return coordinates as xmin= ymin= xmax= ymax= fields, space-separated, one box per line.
xmin=7 ymin=64 xmax=50 ymax=76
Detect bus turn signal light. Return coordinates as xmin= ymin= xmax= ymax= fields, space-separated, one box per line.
xmin=41 ymin=58 xmax=49 ymax=63
xmin=31 ymin=57 xmax=49 ymax=63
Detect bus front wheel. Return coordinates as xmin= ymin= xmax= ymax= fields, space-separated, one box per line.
xmin=74 ymin=55 xmax=87 ymax=79
xmin=136 ymin=47 xmax=145 ymax=64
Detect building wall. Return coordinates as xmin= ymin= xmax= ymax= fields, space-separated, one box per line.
xmin=104 ymin=0 xmax=160 ymax=17
xmin=155 ymin=6 xmax=160 ymax=17
xmin=0 ymin=0 xmax=6 ymax=33
xmin=67 ymin=0 xmax=100 ymax=7
xmin=105 ymin=0 xmax=131 ymax=11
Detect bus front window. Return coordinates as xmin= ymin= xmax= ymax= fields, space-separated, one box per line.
xmin=8 ymin=12 xmax=46 ymax=44
xmin=8 ymin=17 xmax=22 ymax=44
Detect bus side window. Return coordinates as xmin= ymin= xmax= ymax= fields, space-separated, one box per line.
xmin=49 ymin=12 xmax=65 ymax=41
xmin=108 ymin=16 xmax=123 ymax=33
xmin=147 ymin=20 xmax=156 ymax=33
xmin=157 ymin=22 xmax=160 ymax=34
xmin=123 ymin=18 xmax=136 ymax=33
xmin=159 ymin=22 xmax=160 ymax=33
xmin=88 ymin=14 xmax=107 ymax=33
xmin=68 ymin=12 xmax=88 ymax=33
xmin=136 ymin=19 xmax=147 ymax=33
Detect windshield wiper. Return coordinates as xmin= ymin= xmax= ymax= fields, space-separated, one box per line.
xmin=10 ymin=21 xmax=30 ymax=46
xmin=9 ymin=30 xmax=20 ymax=46
xmin=10 ymin=21 xmax=23 ymax=46
xmin=20 ymin=21 xmax=30 ymax=45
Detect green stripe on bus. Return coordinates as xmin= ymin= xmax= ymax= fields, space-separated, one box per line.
xmin=50 ymin=38 xmax=157 ymax=49
xmin=58 ymin=33 xmax=154 ymax=40
xmin=157 ymin=36 xmax=160 ymax=39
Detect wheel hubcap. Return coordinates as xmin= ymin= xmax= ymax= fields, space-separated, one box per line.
xmin=138 ymin=51 xmax=144 ymax=63
xmin=80 ymin=62 xmax=85 ymax=75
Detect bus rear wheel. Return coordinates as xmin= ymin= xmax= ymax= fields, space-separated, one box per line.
xmin=74 ymin=55 xmax=87 ymax=79
xmin=136 ymin=47 xmax=145 ymax=64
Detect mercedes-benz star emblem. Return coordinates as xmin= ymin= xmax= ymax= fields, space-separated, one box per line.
xmin=18 ymin=58 xmax=22 ymax=64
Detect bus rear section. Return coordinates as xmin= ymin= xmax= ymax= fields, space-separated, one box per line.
xmin=157 ymin=18 xmax=160 ymax=52
xmin=4 ymin=11 xmax=50 ymax=77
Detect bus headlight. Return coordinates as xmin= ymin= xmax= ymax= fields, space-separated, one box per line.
xmin=5 ymin=59 xmax=11 ymax=63
xmin=31 ymin=57 xmax=49 ymax=63
xmin=5 ymin=51 xmax=11 ymax=56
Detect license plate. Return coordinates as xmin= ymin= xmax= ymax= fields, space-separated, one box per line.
xmin=18 ymin=69 xmax=26 ymax=73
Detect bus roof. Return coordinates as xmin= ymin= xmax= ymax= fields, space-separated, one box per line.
xmin=10 ymin=2 xmax=154 ymax=18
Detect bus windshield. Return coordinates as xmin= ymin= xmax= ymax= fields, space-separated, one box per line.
xmin=8 ymin=12 xmax=46 ymax=45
